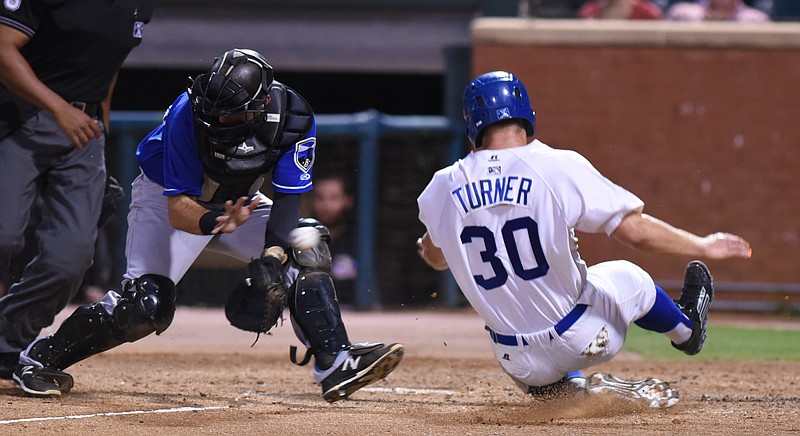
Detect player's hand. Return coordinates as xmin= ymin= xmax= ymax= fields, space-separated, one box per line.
xmin=54 ymin=102 xmax=102 ymax=149
xmin=700 ymin=232 xmax=752 ymax=259
xmin=212 ymin=196 xmax=261 ymax=234
xmin=417 ymin=233 xmax=449 ymax=271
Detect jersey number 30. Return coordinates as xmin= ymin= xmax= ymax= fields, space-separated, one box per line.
xmin=460 ymin=216 xmax=549 ymax=290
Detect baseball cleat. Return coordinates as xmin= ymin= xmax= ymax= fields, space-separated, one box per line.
xmin=321 ymin=342 xmax=404 ymax=403
xmin=13 ymin=364 xmax=74 ymax=397
xmin=672 ymin=261 xmax=714 ymax=355
xmin=586 ymin=373 xmax=680 ymax=408
xmin=527 ymin=374 xmax=587 ymax=397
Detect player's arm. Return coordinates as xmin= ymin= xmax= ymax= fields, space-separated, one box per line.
xmin=167 ymin=194 xmax=259 ymax=235
xmin=612 ymin=209 xmax=752 ymax=260
xmin=417 ymin=232 xmax=449 ymax=271
xmin=260 ymin=192 xmax=300 ymax=261
xmin=0 ymin=25 xmax=100 ymax=148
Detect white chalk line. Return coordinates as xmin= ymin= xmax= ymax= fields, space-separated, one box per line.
xmin=2 ymin=387 xmax=456 ymax=424
xmin=242 ymin=386 xmax=457 ymax=398
xmin=0 ymin=405 xmax=227 ymax=425
xmin=360 ymin=387 xmax=457 ymax=395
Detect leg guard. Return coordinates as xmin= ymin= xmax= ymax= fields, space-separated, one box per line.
xmin=26 ymin=274 xmax=176 ymax=370
xmin=288 ymin=219 xmax=350 ymax=368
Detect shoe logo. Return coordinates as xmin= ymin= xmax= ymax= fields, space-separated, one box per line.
xmin=697 ymin=287 xmax=710 ymax=316
xmin=342 ymin=356 xmax=361 ymax=371
xmin=502 ymin=353 xmax=510 ymax=361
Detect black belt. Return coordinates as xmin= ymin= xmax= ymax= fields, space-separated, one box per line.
xmin=70 ymin=101 xmax=101 ymax=118
xmin=486 ymin=304 xmax=589 ymax=347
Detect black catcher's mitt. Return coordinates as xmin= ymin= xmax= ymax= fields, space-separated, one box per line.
xmin=225 ymin=256 xmax=288 ymax=334
xmin=98 ymin=176 xmax=125 ymax=227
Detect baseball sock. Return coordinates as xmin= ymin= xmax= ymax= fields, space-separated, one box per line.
xmin=634 ymin=286 xmax=693 ymax=345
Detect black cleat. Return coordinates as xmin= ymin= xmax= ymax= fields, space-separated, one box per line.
xmin=13 ymin=364 xmax=74 ymax=397
xmin=321 ymin=342 xmax=404 ymax=403
xmin=672 ymin=261 xmax=714 ymax=355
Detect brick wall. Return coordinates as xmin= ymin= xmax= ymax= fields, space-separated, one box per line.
xmin=471 ymin=20 xmax=800 ymax=300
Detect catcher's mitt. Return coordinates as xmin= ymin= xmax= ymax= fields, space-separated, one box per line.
xmin=98 ymin=176 xmax=125 ymax=228
xmin=225 ymin=256 xmax=288 ymax=335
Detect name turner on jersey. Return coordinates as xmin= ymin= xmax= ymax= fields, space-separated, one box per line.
xmin=451 ymin=176 xmax=533 ymax=214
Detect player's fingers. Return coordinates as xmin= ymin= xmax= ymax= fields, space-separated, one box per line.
xmin=246 ymin=197 xmax=261 ymax=211
xmin=224 ymin=199 xmax=236 ymax=213
xmin=90 ymin=120 xmax=102 ymax=139
xmin=75 ymin=130 xmax=91 ymax=148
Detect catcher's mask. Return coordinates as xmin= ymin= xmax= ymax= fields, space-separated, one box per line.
xmin=188 ymin=48 xmax=274 ymax=153
xmin=463 ymin=71 xmax=536 ymax=148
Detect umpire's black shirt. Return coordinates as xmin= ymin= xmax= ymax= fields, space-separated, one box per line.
xmin=0 ymin=0 xmax=154 ymax=135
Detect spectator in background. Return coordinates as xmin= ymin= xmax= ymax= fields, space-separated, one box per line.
xmin=579 ymin=0 xmax=663 ymax=19
xmin=310 ymin=173 xmax=358 ymax=305
xmin=666 ymin=0 xmax=770 ymax=21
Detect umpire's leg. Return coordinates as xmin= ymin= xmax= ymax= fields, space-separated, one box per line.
xmin=0 ymin=110 xmax=105 ymax=359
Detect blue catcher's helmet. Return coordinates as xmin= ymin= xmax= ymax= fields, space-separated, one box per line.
xmin=463 ymin=71 xmax=536 ymax=148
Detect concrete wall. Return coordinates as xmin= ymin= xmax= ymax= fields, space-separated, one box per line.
xmin=471 ymin=19 xmax=800 ymax=302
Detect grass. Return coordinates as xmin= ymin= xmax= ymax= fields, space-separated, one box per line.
xmin=623 ymin=325 xmax=800 ymax=360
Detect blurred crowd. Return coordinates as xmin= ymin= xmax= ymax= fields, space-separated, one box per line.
xmin=525 ymin=0 xmax=799 ymax=21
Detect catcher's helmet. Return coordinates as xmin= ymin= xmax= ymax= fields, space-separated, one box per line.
xmin=463 ymin=71 xmax=536 ymax=148
xmin=188 ymin=48 xmax=274 ymax=150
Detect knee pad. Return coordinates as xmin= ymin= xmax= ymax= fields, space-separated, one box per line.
xmin=114 ymin=274 xmax=177 ymax=340
xmin=29 ymin=274 xmax=176 ymax=370
xmin=290 ymin=218 xmax=332 ymax=270
xmin=290 ymin=270 xmax=349 ymax=357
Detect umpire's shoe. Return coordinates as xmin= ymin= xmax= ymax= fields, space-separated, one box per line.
xmin=321 ymin=342 xmax=404 ymax=403
xmin=672 ymin=261 xmax=714 ymax=355
xmin=13 ymin=364 xmax=74 ymax=397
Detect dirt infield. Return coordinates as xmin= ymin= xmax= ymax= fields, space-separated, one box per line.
xmin=1 ymin=307 xmax=798 ymax=435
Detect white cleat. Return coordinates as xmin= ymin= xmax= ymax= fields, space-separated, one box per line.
xmin=585 ymin=373 xmax=679 ymax=408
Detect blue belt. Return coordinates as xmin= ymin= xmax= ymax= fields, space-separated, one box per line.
xmin=485 ymin=304 xmax=589 ymax=346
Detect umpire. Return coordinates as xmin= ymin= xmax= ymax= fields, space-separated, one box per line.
xmin=0 ymin=0 xmax=155 ymax=379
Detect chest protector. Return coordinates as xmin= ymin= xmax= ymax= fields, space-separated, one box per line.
xmin=196 ymin=82 xmax=313 ymax=208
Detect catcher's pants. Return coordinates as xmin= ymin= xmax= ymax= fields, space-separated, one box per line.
xmin=487 ymin=261 xmax=657 ymax=387
xmin=0 ymin=110 xmax=105 ymax=354
xmin=124 ymin=173 xmax=293 ymax=285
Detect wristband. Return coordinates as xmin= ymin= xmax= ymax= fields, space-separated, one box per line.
xmin=199 ymin=210 xmax=224 ymax=235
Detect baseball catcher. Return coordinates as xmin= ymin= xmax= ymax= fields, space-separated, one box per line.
xmin=12 ymin=49 xmax=403 ymax=401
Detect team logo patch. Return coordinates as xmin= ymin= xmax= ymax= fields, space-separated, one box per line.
xmin=294 ymin=137 xmax=316 ymax=173
xmin=237 ymin=143 xmax=254 ymax=154
xmin=496 ymin=107 xmax=511 ymax=119
xmin=133 ymin=21 xmax=144 ymax=38
xmin=4 ymin=0 xmax=21 ymax=11
xmin=488 ymin=166 xmax=501 ymax=175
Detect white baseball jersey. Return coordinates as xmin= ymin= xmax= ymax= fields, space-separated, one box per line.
xmin=418 ymin=140 xmax=644 ymax=335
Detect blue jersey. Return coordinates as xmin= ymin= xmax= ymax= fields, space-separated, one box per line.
xmin=136 ymin=92 xmax=315 ymax=197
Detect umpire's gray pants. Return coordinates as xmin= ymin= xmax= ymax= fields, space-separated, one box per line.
xmin=0 ymin=109 xmax=106 ymax=354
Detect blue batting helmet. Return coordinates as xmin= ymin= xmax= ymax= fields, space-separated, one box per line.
xmin=463 ymin=71 xmax=536 ymax=148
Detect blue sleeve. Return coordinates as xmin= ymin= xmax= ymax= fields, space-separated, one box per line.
xmin=271 ymin=117 xmax=316 ymax=194
xmin=161 ymin=95 xmax=204 ymax=197
xmin=136 ymin=93 xmax=204 ymax=196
